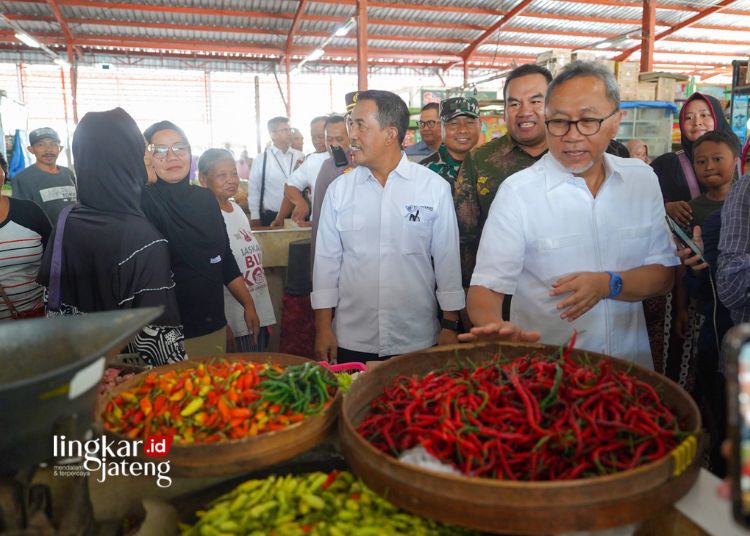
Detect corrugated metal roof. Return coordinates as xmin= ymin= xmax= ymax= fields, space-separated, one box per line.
xmin=0 ymin=0 xmax=747 ymax=79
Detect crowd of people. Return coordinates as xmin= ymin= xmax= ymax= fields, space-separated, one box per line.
xmin=2 ymin=59 xmax=750 ymax=476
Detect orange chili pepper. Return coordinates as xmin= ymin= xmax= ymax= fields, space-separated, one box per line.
xmin=230 ymin=408 xmax=251 ymax=419
xmin=139 ymin=398 xmax=152 ymax=416
xmin=185 ymin=378 xmax=194 ymax=394
xmin=217 ymin=398 xmax=231 ymax=422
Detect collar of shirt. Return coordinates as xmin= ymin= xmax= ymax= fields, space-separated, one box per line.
xmin=270 ymin=144 xmax=293 ymax=157
xmin=542 ymin=152 xmax=624 ymax=192
xmin=499 ymin=133 xmax=548 ymax=161
xmin=356 ymin=152 xmax=412 ymax=184
xmin=438 ymin=144 xmax=462 ymax=167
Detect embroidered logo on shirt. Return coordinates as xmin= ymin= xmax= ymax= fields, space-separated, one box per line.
xmin=405 ymin=205 xmax=434 ymax=222
xmin=209 ymin=255 xmax=222 ymax=264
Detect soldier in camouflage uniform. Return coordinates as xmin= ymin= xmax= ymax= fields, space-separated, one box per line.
xmin=422 ymin=97 xmax=481 ymax=287
xmin=457 ymin=64 xmax=553 ymax=230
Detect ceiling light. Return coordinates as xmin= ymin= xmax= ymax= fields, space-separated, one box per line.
xmin=15 ymin=32 xmax=41 ymax=48
xmin=54 ymin=58 xmax=70 ymax=68
xmin=308 ymin=48 xmax=325 ymax=61
xmin=594 ymin=41 xmax=610 ymax=50
xmin=334 ymin=17 xmax=357 ymax=37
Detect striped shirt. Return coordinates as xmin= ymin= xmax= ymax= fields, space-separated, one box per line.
xmin=0 ymin=198 xmax=51 ymax=320
xmin=718 ymin=173 xmax=750 ymax=324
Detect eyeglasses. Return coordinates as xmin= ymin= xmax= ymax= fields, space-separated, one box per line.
xmin=545 ymin=109 xmax=618 ymax=137
xmin=274 ymin=127 xmax=292 ymax=134
xmin=418 ymin=120 xmax=439 ymax=129
xmin=147 ymin=142 xmax=190 ymax=160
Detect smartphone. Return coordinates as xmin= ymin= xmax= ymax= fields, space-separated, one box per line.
xmin=726 ymin=325 xmax=750 ymax=527
xmin=665 ymin=214 xmax=706 ymax=263
xmin=331 ymin=145 xmax=349 ymax=168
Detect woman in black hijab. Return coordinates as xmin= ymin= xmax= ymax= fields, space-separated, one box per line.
xmin=646 ymin=93 xmax=732 ymax=390
xmin=38 ymin=108 xmax=186 ymax=365
xmin=142 ymin=121 xmax=259 ymax=355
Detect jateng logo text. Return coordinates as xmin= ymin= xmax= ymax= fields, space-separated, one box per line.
xmin=52 ymin=434 xmax=173 ymax=488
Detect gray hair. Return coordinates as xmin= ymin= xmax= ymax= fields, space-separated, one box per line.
xmin=545 ymin=60 xmax=620 ymax=111
xmin=198 ymin=148 xmax=234 ymax=177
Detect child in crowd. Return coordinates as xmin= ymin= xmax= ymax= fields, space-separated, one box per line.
xmin=677 ymin=129 xmax=741 ymax=476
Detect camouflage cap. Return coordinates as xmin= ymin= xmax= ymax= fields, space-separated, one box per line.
xmin=345 ymin=91 xmax=359 ymax=112
xmin=439 ymin=97 xmax=480 ymax=122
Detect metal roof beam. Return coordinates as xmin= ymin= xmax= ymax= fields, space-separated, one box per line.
xmin=614 ymin=0 xmax=741 ymax=60
xmin=285 ymin=0 xmax=309 ymax=54
xmin=460 ymin=0 xmax=534 ymax=61
xmin=45 ymin=0 xmax=74 ymax=43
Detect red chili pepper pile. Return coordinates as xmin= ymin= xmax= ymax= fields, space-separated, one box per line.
xmin=357 ymin=334 xmax=688 ymax=480
xmin=102 ymin=359 xmax=337 ymax=444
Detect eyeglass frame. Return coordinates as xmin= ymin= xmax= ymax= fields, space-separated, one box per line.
xmin=544 ymin=109 xmax=619 ymax=137
xmin=147 ymin=142 xmax=190 ymax=160
xmin=417 ymin=120 xmax=439 ymax=129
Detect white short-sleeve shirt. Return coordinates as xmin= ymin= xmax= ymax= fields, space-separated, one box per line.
xmin=471 ymin=152 xmax=679 ymax=369
xmin=286 ymin=151 xmax=328 ymax=219
xmin=311 ymin=154 xmax=465 ymax=356
xmin=248 ymin=145 xmax=304 ymax=218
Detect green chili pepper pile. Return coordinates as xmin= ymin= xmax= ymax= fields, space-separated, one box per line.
xmin=357 ymin=333 xmax=690 ymax=480
xmin=259 ymin=363 xmax=340 ymax=416
xmin=180 ymin=471 xmax=476 ymax=536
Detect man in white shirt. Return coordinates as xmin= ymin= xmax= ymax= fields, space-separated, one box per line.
xmin=461 ymin=61 xmax=678 ymax=369
xmin=248 ymin=116 xmax=304 ymax=226
xmin=312 ymin=90 xmax=465 ymax=363
xmin=285 ymin=115 xmax=350 ymax=227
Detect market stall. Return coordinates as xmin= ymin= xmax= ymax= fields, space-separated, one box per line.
xmin=3 ymin=310 xmax=742 ymax=535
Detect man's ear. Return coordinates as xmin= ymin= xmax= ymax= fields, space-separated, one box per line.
xmin=385 ymin=126 xmax=398 ymax=146
xmin=198 ymin=173 xmax=207 ymax=187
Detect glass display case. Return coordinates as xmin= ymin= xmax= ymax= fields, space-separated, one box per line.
xmin=616 ymin=101 xmax=678 ymax=159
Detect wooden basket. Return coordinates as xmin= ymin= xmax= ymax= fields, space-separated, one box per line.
xmin=339 ymin=342 xmax=702 ymax=534
xmin=96 ymin=353 xmax=340 ymax=477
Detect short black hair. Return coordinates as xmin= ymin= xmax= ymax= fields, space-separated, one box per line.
xmin=503 ymin=64 xmax=553 ymax=102
xmin=325 ymin=115 xmax=346 ymax=128
xmin=267 ymin=116 xmax=289 ymax=133
xmin=0 ymin=152 xmax=7 ymax=177
xmin=421 ymin=102 xmax=440 ymax=113
xmin=693 ymin=130 xmax=741 ymax=159
xmin=357 ymin=90 xmax=410 ymax=145
xmin=310 ymin=116 xmax=328 ymax=128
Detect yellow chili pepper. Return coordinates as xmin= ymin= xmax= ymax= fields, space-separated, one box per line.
xmin=180 ymin=397 xmax=204 ymax=417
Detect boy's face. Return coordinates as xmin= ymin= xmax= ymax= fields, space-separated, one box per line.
xmin=694 ymin=140 xmax=736 ymax=188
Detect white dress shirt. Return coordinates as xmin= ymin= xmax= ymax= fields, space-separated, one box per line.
xmin=471 ymin=152 xmax=679 ymax=369
xmin=248 ymin=145 xmax=304 ymax=218
xmin=286 ymin=151 xmax=329 ymax=219
xmin=312 ymin=154 xmax=465 ymax=356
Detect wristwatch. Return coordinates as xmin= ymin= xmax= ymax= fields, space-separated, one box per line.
xmin=606 ymin=271 xmax=623 ymax=299
xmin=440 ymin=318 xmax=462 ymax=332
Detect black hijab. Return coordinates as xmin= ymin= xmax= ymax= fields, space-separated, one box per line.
xmin=651 ymin=93 xmax=732 ymax=202
xmin=141 ymin=121 xmax=226 ymax=282
xmin=75 ymin=107 xmax=147 ymax=216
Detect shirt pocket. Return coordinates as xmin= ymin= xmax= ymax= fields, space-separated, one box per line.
xmin=530 ymin=234 xmax=585 ymax=284
xmin=401 ymin=207 xmax=435 ymax=255
xmin=617 ymin=225 xmax=651 ymax=268
xmin=335 ymin=208 xmax=365 ymax=256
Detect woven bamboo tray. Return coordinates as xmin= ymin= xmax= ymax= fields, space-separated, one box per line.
xmin=339 ymin=341 xmax=702 ymax=534
xmin=96 ymin=352 xmax=340 ymax=477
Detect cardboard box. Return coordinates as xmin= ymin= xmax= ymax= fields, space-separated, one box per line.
xmin=536 ymin=49 xmax=571 ymax=65
xmin=571 ymin=51 xmax=597 ymax=62
xmin=655 ymin=78 xmax=676 ymax=102
xmin=596 ymin=59 xmax=616 ymax=73
xmin=615 ymin=62 xmax=640 ymax=82
xmin=637 ymin=81 xmax=656 ymax=101
xmin=619 ymin=78 xmax=638 ymax=101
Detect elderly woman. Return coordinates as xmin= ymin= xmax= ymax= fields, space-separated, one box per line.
xmin=142 ymin=121 xmax=259 ymax=356
xmin=37 ymin=108 xmax=186 ymax=365
xmin=199 ymin=149 xmax=276 ymax=351
xmin=0 ymin=152 xmax=51 ymax=320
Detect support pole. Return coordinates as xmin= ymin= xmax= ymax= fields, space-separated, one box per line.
xmin=203 ymin=70 xmax=213 ymax=146
xmin=255 ymin=75 xmax=261 ymax=155
xmin=285 ymin=54 xmax=292 ymax=117
xmin=59 ymin=67 xmax=73 ymax=166
xmin=356 ymin=0 xmax=368 ymax=91
xmin=640 ymin=0 xmax=655 ymax=73
xmin=463 ymin=61 xmax=469 ymax=88
xmin=67 ymin=44 xmax=78 ymax=124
